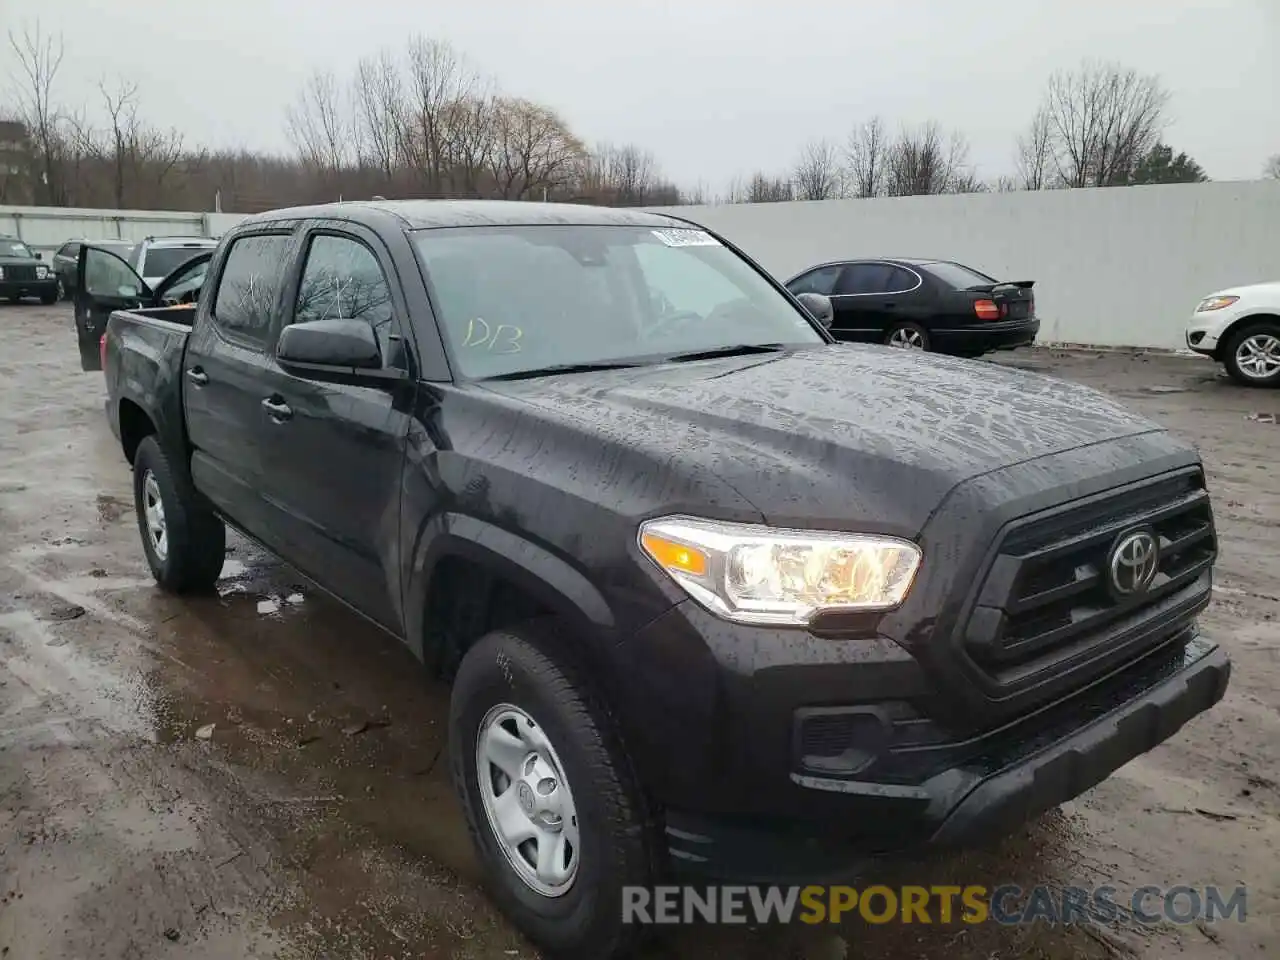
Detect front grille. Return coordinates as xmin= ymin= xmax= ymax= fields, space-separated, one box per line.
xmin=963 ymin=468 xmax=1214 ymax=686
xmin=4 ymin=265 xmax=37 ymax=281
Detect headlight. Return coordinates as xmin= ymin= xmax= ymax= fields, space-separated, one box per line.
xmin=638 ymin=515 xmax=922 ymax=626
xmin=1196 ymin=295 xmax=1239 ymax=312
xmin=36 ymin=266 xmax=48 ymax=279
xmin=0 ymin=267 xmax=5 ymax=279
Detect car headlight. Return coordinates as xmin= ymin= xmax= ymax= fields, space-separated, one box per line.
xmin=638 ymin=515 xmax=922 ymax=625
xmin=36 ymin=266 xmax=48 ymax=279
xmin=0 ymin=267 xmax=5 ymax=279
xmin=1195 ymin=295 xmax=1239 ymax=312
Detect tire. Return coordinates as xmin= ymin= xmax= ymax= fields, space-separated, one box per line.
xmin=884 ymin=321 xmax=930 ymax=351
xmin=450 ymin=622 xmax=658 ymax=960
xmin=132 ymin=435 xmax=226 ymax=592
xmin=40 ymin=291 xmax=57 ymax=305
xmin=1222 ymin=321 xmax=1280 ymax=388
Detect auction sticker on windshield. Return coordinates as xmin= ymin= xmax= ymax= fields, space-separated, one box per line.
xmin=651 ymin=228 xmax=720 ymax=247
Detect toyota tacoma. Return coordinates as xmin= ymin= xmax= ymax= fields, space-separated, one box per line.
xmin=89 ymin=200 xmax=1230 ymax=959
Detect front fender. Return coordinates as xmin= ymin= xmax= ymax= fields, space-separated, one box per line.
xmin=403 ymin=511 xmax=618 ymax=667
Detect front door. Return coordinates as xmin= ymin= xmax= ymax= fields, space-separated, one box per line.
xmin=75 ymin=246 xmax=149 ymax=371
xmin=256 ymin=226 xmax=414 ymax=630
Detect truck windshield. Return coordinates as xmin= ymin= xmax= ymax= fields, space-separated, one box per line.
xmin=3 ymin=240 xmax=35 ymax=258
xmin=412 ymin=224 xmax=824 ymax=379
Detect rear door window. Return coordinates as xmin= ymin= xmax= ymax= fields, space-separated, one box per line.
xmin=884 ymin=266 xmax=921 ymax=294
xmin=211 ymin=234 xmax=293 ymax=344
xmin=834 ymin=263 xmax=894 ymax=295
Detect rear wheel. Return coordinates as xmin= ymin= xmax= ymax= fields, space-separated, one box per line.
xmin=132 ymin=435 xmax=226 ymax=592
xmin=450 ymin=622 xmax=657 ymax=959
xmin=1222 ymin=321 xmax=1280 ymax=387
xmin=884 ymin=321 xmax=930 ymax=351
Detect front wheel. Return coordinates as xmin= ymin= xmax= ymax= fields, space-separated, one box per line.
xmin=884 ymin=321 xmax=930 ymax=351
xmin=132 ymin=435 xmax=226 ymax=592
xmin=449 ymin=623 xmax=657 ymax=959
xmin=1222 ymin=321 xmax=1280 ymax=387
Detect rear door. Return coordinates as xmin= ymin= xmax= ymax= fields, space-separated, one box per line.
xmin=183 ymin=227 xmax=300 ymax=549
xmin=254 ymin=223 xmax=415 ymax=629
xmin=75 ymin=246 xmax=150 ymax=371
xmin=829 ymin=262 xmax=895 ymax=340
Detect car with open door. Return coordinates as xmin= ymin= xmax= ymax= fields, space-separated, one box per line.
xmin=74 ymin=243 xmax=212 ymax=371
xmin=785 ymin=257 xmax=1039 ymax=357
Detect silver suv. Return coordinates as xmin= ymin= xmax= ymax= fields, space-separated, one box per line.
xmin=128 ymin=236 xmax=218 ymax=290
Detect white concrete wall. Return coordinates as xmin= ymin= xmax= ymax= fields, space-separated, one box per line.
xmin=0 ymin=204 xmax=248 ymax=256
xmin=655 ymin=180 xmax=1280 ymax=351
xmin=6 ymin=181 xmax=1278 ymax=350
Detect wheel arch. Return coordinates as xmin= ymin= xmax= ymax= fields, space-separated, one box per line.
xmin=1214 ymin=312 xmax=1280 ymax=360
xmin=404 ymin=513 xmax=618 ymax=680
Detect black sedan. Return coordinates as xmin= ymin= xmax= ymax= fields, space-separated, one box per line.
xmin=785 ymin=257 xmax=1038 ymax=357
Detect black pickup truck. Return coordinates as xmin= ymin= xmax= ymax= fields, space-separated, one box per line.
xmin=92 ymin=200 xmax=1229 ymax=959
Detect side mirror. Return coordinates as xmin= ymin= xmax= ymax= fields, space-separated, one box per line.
xmin=277 ymin=318 xmax=381 ymax=369
xmin=34 ymin=251 xmax=42 ymax=260
xmin=795 ymin=292 xmax=834 ymax=330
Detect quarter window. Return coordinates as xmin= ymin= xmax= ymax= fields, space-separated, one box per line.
xmin=292 ymin=234 xmax=398 ymax=362
xmin=211 ymin=234 xmax=292 ymax=343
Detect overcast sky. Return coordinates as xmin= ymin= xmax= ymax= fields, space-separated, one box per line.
xmin=7 ymin=0 xmax=1278 ymax=189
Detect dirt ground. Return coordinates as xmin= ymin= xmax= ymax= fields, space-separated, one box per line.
xmin=0 ymin=302 xmax=1275 ymax=960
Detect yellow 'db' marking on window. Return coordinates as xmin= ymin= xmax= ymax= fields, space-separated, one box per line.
xmin=463 ymin=317 xmax=523 ymax=354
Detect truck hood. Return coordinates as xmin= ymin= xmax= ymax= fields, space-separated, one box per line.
xmin=477 ymin=344 xmax=1166 ymax=537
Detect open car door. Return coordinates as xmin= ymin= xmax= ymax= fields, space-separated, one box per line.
xmin=74 ymin=246 xmax=213 ymax=371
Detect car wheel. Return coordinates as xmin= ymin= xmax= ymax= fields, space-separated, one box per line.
xmin=41 ymin=290 xmax=57 ymax=305
xmin=1222 ymin=321 xmax=1280 ymax=388
xmin=450 ymin=622 xmax=658 ymax=960
xmin=884 ymin=321 xmax=930 ymax=351
xmin=132 ymin=435 xmax=227 ymax=592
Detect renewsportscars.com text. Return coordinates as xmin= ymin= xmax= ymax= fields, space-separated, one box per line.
xmin=621 ymin=884 xmax=1248 ymax=926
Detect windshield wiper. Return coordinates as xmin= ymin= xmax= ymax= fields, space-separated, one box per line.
xmin=659 ymin=343 xmax=787 ymax=364
xmin=482 ymin=360 xmax=644 ymax=381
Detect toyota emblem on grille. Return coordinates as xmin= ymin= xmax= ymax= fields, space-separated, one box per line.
xmin=1108 ymin=528 xmax=1159 ymax=597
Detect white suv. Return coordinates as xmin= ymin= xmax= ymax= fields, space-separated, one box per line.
xmin=128 ymin=236 xmax=218 ymax=291
xmin=1185 ymin=281 xmax=1280 ymax=387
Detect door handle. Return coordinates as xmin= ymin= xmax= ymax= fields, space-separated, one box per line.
xmin=883 ymin=302 xmax=897 ymax=309
xmin=186 ymin=367 xmax=208 ymax=386
xmin=261 ymin=397 xmax=293 ymax=421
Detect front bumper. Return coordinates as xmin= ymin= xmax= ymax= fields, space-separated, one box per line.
xmin=648 ymin=627 xmax=1228 ymax=883
xmin=0 ymin=277 xmax=58 ymax=301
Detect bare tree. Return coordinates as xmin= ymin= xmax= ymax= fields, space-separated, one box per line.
xmin=488 ymin=97 xmax=584 ymax=200
xmin=286 ymin=69 xmax=353 ymax=174
xmin=71 ymin=78 xmax=185 ymax=207
xmin=1265 ymin=155 xmax=1280 ymax=180
xmin=744 ymin=172 xmax=792 ymax=203
xmin=1015 ymin=106 xmax=1055 ymax=190
xmin=404 ymin=36 xmax=477 ymax=194
xmin=792 ymin=138 xmax=842 ymax=200
xmin=1039 ymin=61 xmax=1169 ymax=187
xmin=352 ymin=49 xmax=406 ymax=183
xmin=7 ymin=22 xmax=67 ymax=204
xmin=442 ymin=93 xmax=498 ymax=196
xmin=886 ymin=122 xmax=971 ymax=196
xmin=845 ymin=116 xmax=888 ymax=198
